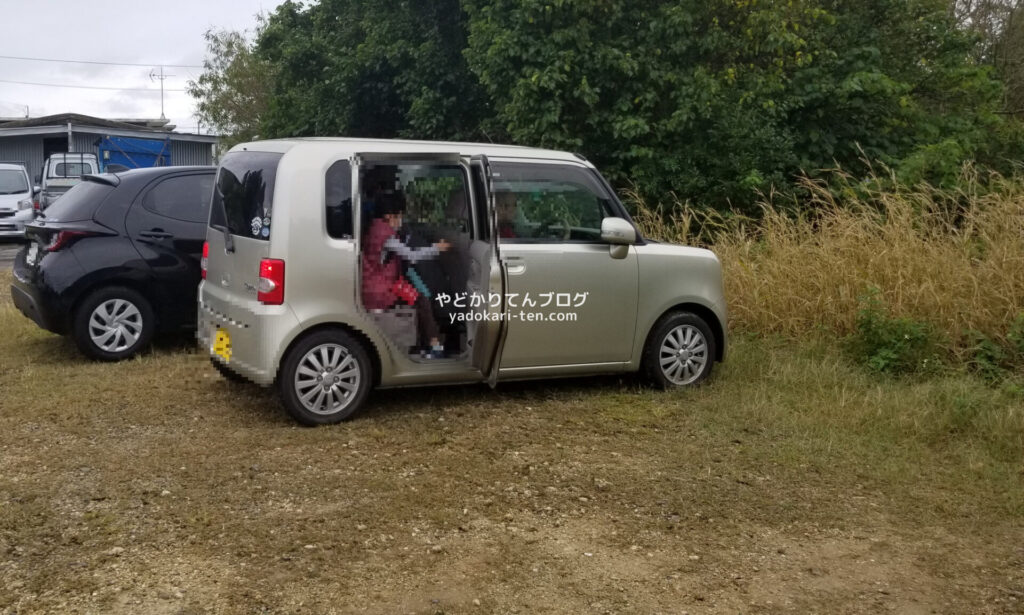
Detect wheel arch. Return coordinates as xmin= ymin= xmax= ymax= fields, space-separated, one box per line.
xmin=276 ymin=322 xmax=383 ymax=387
xmin=67 ymin=276 xmax=161 ymax=333
xmin=645 ymin=302 xmax=725 ymax=362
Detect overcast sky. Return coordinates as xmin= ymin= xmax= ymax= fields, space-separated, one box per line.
xmin=0 ymin=0 xmax=285 ymax=134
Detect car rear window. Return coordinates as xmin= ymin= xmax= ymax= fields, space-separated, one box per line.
xmin=50 ymin=162 xmax=94 ymax=178
xmin=209 ymin=151 xmax=282 ymax=240
xmin=40 ymin=180 xmax=115 ymax=222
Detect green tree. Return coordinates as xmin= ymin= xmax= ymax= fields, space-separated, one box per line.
xmin=187 ymin=28 xmax=276 ymax=149
xmin=463 ymin=0 xmax=1015 ymax=210
xmin=255 ymin=0 xmax=494 ymax=141
xmin=193 ymin=0 xmax=1023 ymax=212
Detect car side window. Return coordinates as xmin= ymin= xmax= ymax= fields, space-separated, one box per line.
xmin=142 ymin=174 xmax=215 ymax=224
xmin=489 ymin=162 xmax=617 ymax=243
xmin=326 ymin=160 xmax=353 ymax=239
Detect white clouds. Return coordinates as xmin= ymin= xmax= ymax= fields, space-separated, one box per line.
xmin=0 ymin=0 xmax=283 ymax=133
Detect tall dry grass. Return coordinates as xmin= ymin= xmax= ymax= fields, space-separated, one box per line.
xmin=629 ymin=168 xmax=1024 ymax=356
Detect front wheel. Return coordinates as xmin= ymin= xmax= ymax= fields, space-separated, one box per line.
xmin=278 ymin=330 xmax=373 ymax=425
xmin=642 ymin=311 xmax=716 ymax=389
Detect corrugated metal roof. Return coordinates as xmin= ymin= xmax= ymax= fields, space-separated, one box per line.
xmin=0 ymin=113 xmax=165 ymax=132
xmin=0 ymin=113 xmax=219 ymax=143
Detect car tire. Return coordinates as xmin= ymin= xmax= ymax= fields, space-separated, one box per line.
xmin=642 ymin=311 xmax=717 ymax=389
xmin=210 ymin=357 xmax=248 ymax=384
xmin=278 ymin=329 xmax=373 ymax=425
xmin=72 ymin=286 xmax=156 ymax=361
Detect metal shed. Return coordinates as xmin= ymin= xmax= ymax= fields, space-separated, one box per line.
xmin=0 ymin=113 xmax=217 ymax=181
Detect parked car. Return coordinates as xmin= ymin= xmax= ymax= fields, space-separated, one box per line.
xmin=198 ymin=139 xmax=727 ymax=425
xmin=38 ymin=153 xmax=100 ymax=210
xmin=9 ymin=166 xmax=216 ymax=360
xmin=0 ymin=162 xmax=37 ymax=239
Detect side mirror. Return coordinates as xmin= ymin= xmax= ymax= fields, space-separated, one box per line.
xmin=32 ymin=185 xmax=41 ymax=195
xmin=600 ymin=217 xmax=636 ymax=245
xmin=601 ymin=217 xmax=636 ymax=260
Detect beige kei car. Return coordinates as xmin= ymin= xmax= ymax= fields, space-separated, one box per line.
xmin=198 ymin=138 xmax=726 ymax=425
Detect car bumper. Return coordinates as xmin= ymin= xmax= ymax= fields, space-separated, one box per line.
xmin=197 ymin=281 xmax=284 ymax=387
xmin=10 ymin=281 xmax=64 ymax=333
xmin=10 ymin=247 xmax=67 ymax=334
xmin=0 ymin=210 xmax=31 ymax=237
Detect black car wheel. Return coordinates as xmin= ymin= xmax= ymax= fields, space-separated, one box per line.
xmin=72 ymin=286 xmax=155 ymax=361
xmin=642 ymin=311 xmax=716 ymax=389
xmin=278 ymin=329 xmax=372 ymax=425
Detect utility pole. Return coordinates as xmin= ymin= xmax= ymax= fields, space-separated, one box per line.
xmin=149 ymin=66 xmax=174 ymax=120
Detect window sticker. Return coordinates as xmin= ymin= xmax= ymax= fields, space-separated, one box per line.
xmin=250 ymin=216 xmax=263 ymax=236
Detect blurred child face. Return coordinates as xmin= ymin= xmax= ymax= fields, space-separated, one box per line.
xmin=384 ymin=213 xmax=403 ymax=230
xmin=496 ymin=193 xmax=516 ymax=222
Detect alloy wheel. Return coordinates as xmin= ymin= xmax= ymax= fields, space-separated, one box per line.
xmin=658 ymin=324 xmax=709 ymax=386
xmin=294 ymin=343 xmax=362 ymax=415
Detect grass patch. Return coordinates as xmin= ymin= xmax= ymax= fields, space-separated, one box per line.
xmin=631 ymin=168 xmax=1024 ymax=369
xmin=1 ymin=270 xmax=1022 ymax=613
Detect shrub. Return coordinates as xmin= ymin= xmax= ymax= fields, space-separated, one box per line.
xmin=965 ymin=330 xmax=1008 ymax=381
xmin=849 ymin=288 xmax=941 ymax=375
xmin=1008 ymin=314 xmax=1024 ymax=361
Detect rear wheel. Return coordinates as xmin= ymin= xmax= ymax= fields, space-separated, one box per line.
xmin=72 ymin=286 xmax=155 ymax=361
xmin=642 ymin=311 xmax=716 ymax=389
xmin=278 ymin=330 xmax=372 ymax=425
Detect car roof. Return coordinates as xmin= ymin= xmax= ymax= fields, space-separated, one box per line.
xmin=47 ymin=154 xmax=98 ymax=160
xmin=110 ymin=165 xmax=215 ymax=179
xmin=80 ymin=166 xmax=216 ymax=189
xmin=229 ymin=137 xmax=587 ymax=165
xmin=0 ymin=162 xmax=28 ymax=171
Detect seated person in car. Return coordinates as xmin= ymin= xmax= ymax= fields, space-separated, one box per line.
xmin=361 ymin=192 xmax=451 ymax=358
xmin=496 ymin=191 xmax=519 ymax=239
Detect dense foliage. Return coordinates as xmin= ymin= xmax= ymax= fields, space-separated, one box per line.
xmin=187 ymin=29 xmax=276 ymax=149
xmin=190 ymin=0 xmax=1024 ymax=213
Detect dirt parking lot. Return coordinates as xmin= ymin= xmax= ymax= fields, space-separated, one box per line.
xmin=1 ymin=271 xmax=1022 ymax=614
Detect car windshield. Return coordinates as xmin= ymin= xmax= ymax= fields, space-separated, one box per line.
xmin=0 ymin=169 xmax=29 ymax=194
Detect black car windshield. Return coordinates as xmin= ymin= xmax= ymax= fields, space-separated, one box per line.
xmin=0 ymin=169 xmax=29 ymax=194
xmin=41 ymin=181 xmax=115 ymax=222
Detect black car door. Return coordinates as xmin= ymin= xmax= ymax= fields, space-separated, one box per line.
xmin=124 ymin=172 xmax=215 ymax=329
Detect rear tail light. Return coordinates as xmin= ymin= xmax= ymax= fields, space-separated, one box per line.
xmin=201 ymin=241 xmax=209 ymax=279
xmin=46 ymin=230 xmax=94 ymax=252
xmin=257 ymin=259 xmax=285 ymax=305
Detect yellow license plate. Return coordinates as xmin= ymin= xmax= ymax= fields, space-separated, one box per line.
xmin=212 ymin=327 xmax=232 ymax=362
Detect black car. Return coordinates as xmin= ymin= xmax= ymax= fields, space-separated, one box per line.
xmin=10 ymin=166 xmax=215 ymax=360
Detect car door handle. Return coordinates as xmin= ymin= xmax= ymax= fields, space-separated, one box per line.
xmin=505 ymin=256 xmax=526 ymax=275
xmin=139 ymin=229 xmax=172 ymax=239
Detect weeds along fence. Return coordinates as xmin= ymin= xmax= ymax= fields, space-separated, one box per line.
xmin=628 ymin=169 xmax=1024 ymax=360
